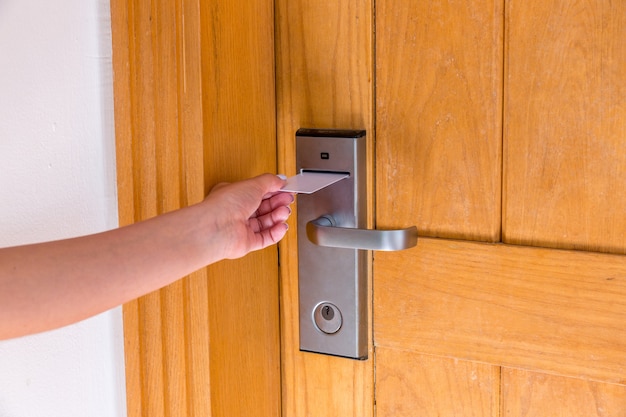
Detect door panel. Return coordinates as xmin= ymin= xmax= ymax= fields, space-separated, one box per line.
xmin=376 ymin=0 xmax=503 ymax=242
xmin=504 ymin=0 xmax=626 ymax=254
xmin=111 ymin=0 xmax=280 ymax=416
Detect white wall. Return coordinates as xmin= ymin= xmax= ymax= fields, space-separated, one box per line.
xmin=0 ymin=1 xmax=126 ymax=416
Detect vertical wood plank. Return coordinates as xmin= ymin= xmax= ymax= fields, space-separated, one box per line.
xmin=206 ymin=256 xmax=281 ymax=417
xmin=376 ymin=0 xmax=504 ymax=242
xmin=374 ymin=1 xmax=504 ymax=413
xmin=502 ymin=368 xmax=626 ymax=417
xmin=125 ymin=0 xmax=167 ymax=414
xmin=200 ymin=0 xmax=277 ymax=183
xmin=275 ymin=0 xmax=375 ymax=416
xmin=138 ymin=293 xmax=166 ymax=416
xmin=181 ymin=270 xmax=211 ymax=417
xmin=110 ymin=0 xmax=134 ymax=228
xmin=198 ymin=0 xmax=280 ymax=416
xmin=153 ymin=0 xmax=188 ymax=413
xmin=504 ymin=0 xmax=626 ymax=254
xmin=110 ymin=0 xmax=141 ymax=415
xmin=376 ymin=349 xmax=500 ymax=417
xmin=177 ymin=0 xmax=212 ymax=415
xmin=112 ymin=0 xmax=279 ymax=415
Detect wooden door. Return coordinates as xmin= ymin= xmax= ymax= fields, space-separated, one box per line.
xmin=111 ymin=0 xmax=280 ymax=416
xmin=277 ymin=0 xmax=626 ymax=415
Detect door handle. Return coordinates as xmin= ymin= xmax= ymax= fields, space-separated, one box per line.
xmin=307 ymin=215 xmax=417 ymax=251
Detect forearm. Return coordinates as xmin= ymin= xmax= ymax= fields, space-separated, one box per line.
xmin=0 ymin=202 xmax=219 ymax=340
xmin=0 ymin=173 xmax=292 ymax=340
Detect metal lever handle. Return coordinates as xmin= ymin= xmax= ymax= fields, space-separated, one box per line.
xmin=306 ymin=215 xmax=418 ymax=251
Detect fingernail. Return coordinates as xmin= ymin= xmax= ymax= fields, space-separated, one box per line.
xmin=277 ymin=174 xmax=287 ymax=180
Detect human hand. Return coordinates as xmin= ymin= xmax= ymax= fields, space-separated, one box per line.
xmin=202 ymin=173 xmax=294 ymax=260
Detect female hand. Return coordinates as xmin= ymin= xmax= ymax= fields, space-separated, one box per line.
xmin=201 ymin=174 xmax=294 ymax=260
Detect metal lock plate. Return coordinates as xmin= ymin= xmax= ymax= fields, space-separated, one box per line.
xmin=296 ymin=128 xmax=368 ymax=360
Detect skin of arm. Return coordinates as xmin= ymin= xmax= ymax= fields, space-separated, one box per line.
xmin=0 ymin=173 xmax=294 ymax=340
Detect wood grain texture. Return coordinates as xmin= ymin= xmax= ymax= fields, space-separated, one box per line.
xmin=111 ymin=0 xmax=279 ymax=416
xmin=275 ymin=0 xmax=374 ymax=416
xmin=200 ymin=0 xmax=277 ymax=183
xmin=376 ymin=0 xmax=503 ymax=242
xmin=375 ymin=238 xmax=626 ymax=384
xmin=376 ymin=349 xmax=500 ymax=417
xmin=504 ymin=0 xmax=626 ymax=254
xmin=199 ymin=2 xmax=280 ymax=414
xmin=502 ymin=368 xmax=626 ymax=417
xmin=206 ymin=256 xmax=281 ymax=417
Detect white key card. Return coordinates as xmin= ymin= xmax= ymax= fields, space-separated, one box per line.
xmin=280 ymin=172 xmax=349 ymax=194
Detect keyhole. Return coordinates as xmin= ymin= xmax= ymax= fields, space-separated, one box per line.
xmin=313 ymin=302 xmax=342 ymax=335
xmin=322 ymin=305 xmax=334 ymax=321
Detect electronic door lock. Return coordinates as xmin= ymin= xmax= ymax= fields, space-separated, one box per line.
xmin=296 ymin=128 xmax=417 ymax=360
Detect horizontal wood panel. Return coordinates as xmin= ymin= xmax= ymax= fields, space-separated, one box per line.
xmin=502 ymin=368 xmax=626 ymax=416
xmin=376 ymin=348 xmax=499 ymax=417
xmin=504 ymin=0 xmax=626 ymax=254
xmin=376 ymin=0 xmax=503 ymax=242
xmin=374 ymin=238 xmax=626 ymax=384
